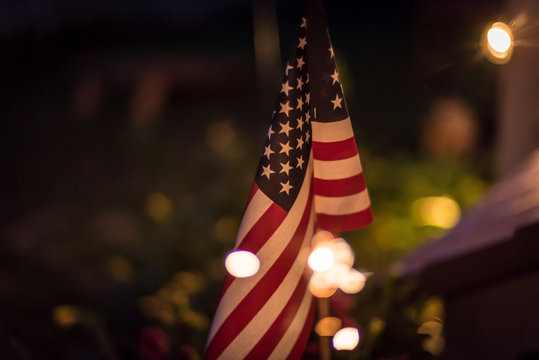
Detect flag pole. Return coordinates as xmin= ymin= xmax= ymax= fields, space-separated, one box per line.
xmin=318 ymin=297 xmax=331 ymax=360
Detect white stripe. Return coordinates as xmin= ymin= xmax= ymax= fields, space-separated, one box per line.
xmin=234 ymin=189 xmax=273 ymax=247
xmin=314 ymin=156 xmax=362 ymax=180
xmin=217 ymin=211 xmax=314 ymax=360
xmin=206 ymin=158 xmax=314 ymax=344
xmin=268 ymin=287 xmax=313 ymax=360
xmin=315 ymin=190 xmax=371 ymax=215
xmin=312 ymin=118 xmax=354 ymax=143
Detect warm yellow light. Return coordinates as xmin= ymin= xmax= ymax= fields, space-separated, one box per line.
xmin=52 ymin=305 xmax=79 ymax=328
xmin=339 ymin=269 xmax=366 ymax=294
xmin=482 ymin=22 xmax=513 ymax=64
xmin=309 ymin=272 xmax=337 ymax=298
xmin=225 ymin=250 xmax=260 ymax=278
xmin=309 ymin=280 xmax=337 ymax=298
xmin=315 ymin=317 xmax=342 ymax=336
xmin=311 ymin=230 xmax=334 ymax=247
xmin=332 ymin=327 xmax=360 ymax=351
xmin=411 ymin=196 xmax=460 ymax=229
xmin=330 ymin=238 xmax=354 ymax=268
xmin=146 ymin=192 xmax=172 ymax=222
xmin=308 ymin=247 xmax=334 ymax=272
xmin=488 ymin=27 xmax=511 ymax=53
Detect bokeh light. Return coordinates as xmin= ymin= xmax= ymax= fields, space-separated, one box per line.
xmin=332 ymin=327 xmax=360 ymax=351
xmin=225 ymin=250 xmax=260 ymax=278
xmin=315 ymin=316 xmax=342 ymax=336
xmin=481 ymin=21 xmax=513 ymax=64
xmin=52 ymin=305 xmax=79 ymax=328
xmin=339 ymin=269 xmax=366 ymax=294
xmin=488 ymin=27 xmax=511 ymax=53
xmin=308 ymin=247 xmax=334 ymax=272
xmin=146 ymin=192 xmax=172 ymax=222
xmin=411 ymin=196 xmax=461 ymax=229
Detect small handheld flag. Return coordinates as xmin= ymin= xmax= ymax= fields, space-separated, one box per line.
xmin=204 ymin=1 xmax=372 ymax=358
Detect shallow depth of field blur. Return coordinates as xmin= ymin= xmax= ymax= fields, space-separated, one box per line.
xmin=1 ymin=0 xmax=517 ymax=359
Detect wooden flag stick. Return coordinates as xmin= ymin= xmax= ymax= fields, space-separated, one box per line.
xmin=318 ymin=297 xmax=331 ymax=360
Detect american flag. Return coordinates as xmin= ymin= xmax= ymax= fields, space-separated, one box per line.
xmin=204 ymin=1 xmax=372 ymax=359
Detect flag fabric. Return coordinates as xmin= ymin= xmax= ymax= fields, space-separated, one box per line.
xmin=204 ymin=1 xmax=372 ymax=359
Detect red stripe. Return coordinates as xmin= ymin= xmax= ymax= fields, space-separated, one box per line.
xmin=221 ymin=202 xmax=287 ymax=294
xmin=312 ymin=137 xmax=357 ymax=161
xmin=244 ymin=273 xmax=310 ymax=359
xmin=204 ymin=189 xmax=313 ymax=360
xmin=285 ymin=295 xmax=316 ymax=360
xmin=313 ymin=173 xmax=366 ymax=197
xmin=316 ymin=207 xmax=373 ymax=233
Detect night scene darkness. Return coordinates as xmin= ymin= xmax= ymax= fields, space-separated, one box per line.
xmin=1 ymin=0 xmax=538 ymax=359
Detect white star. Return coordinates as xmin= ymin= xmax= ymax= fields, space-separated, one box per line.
xmin=329 ymin=47 xmax=335 ymax=58
xmin=305 ymin=92 xmax=310 ymax=104
xmin=297 ymin=135 xmax=304 ymax=149
xmin=280 ymin=101 xmax=293 ymax=117
xmin=279 ymin=121 xmax=293 ymax=136
xmin=286 ymin=63 xmax=294 ymax=76
xmin=297 ymin=77 xmax=304 ymax=91
xmin=296 ymin=155 xmax=304 ymax=169
xmin=300 ymin=17 xmax=306 ymax=28
xmin=267 ymin=125 xmax=274 ymax=138
xmin=305 ymin=111 xmax=311 ymax=123
xmin=297 ymin=56 xmax=305 ymax=70
xmin=297 ymin=96 xmax=304 ymax=109
xmin=280 ymin=180 xmax=293 ymax=195
xmin=281 ymin=81 xmax=294 ymax=96
xmin=305 ymin=130 xmax=311 ymax=143
xmin=261 ymin=164 xmax=274 ymax=179
xmin=263 ymin=144 xmax=273 ymax=159
xmin=280 ymin=161 xmax=292 ymax=175
xmin=297 ymin=116 xmax=304 ymax=130
xmin=298 ymin=37 xmax=307 ymax=49
xmin=331 ymin=94 xmax=343 ymax=109
xmin=280 ymin=141 xmax=292 ymax=155
xmin=330 ymin=69 xmax=340 ymax=85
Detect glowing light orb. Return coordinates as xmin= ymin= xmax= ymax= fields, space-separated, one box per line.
xmin=332 ymin=327 xmax=360 ymax=350
xmin=488 ymin=27 xmax=511 ymax=53
xmin=339 ymin=269 xmax=366 ymax=294
xmin=308 ymin=247 xmax=334 ymax=272
xmin=481 ymin=22 xmax=513 ymax=64
xmin=225 ymin=250 xmax=260 ymax=278
xmin=411 ymin=196 xmax=460 ymax=229
xmin=315 ymin=317 xmax=342 ymax=336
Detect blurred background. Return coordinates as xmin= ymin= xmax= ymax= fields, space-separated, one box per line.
xmin=1 ymin=0 xmax=537 ymax=359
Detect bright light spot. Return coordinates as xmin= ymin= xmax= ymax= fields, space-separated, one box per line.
xmin=52 ymin=305 xmax=79 ymax=328
xmin=332 ymin=327 xmax=360 ymax=351
xmin=488 ymin=27 xmax=511 ymax=53
xmin=309 ymin=272 xmax=337 ymax=298
xmin=481 ymin=22 xmax=513 ymax=64
xmin=146 ymin=192 xmax=172 ymax=222
xmin=339 ymin=269 xmax=366 ymax=294
xmin=411 ymin=196 xmax=461 ymax=229
xmin=308 ymin=247 xmax=334 ymax=272
xmin=311 ymin=230 xmax=334 ymax=247
xmin=330 ymin=238 xmax=354 ymax=268
xmin=309 ymin=280 xmax=337 ymax=298
xmin=315 ymin=317 xmax=342 ymax=336
xmin=225 ymin=250 xmax=260 ymax=278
